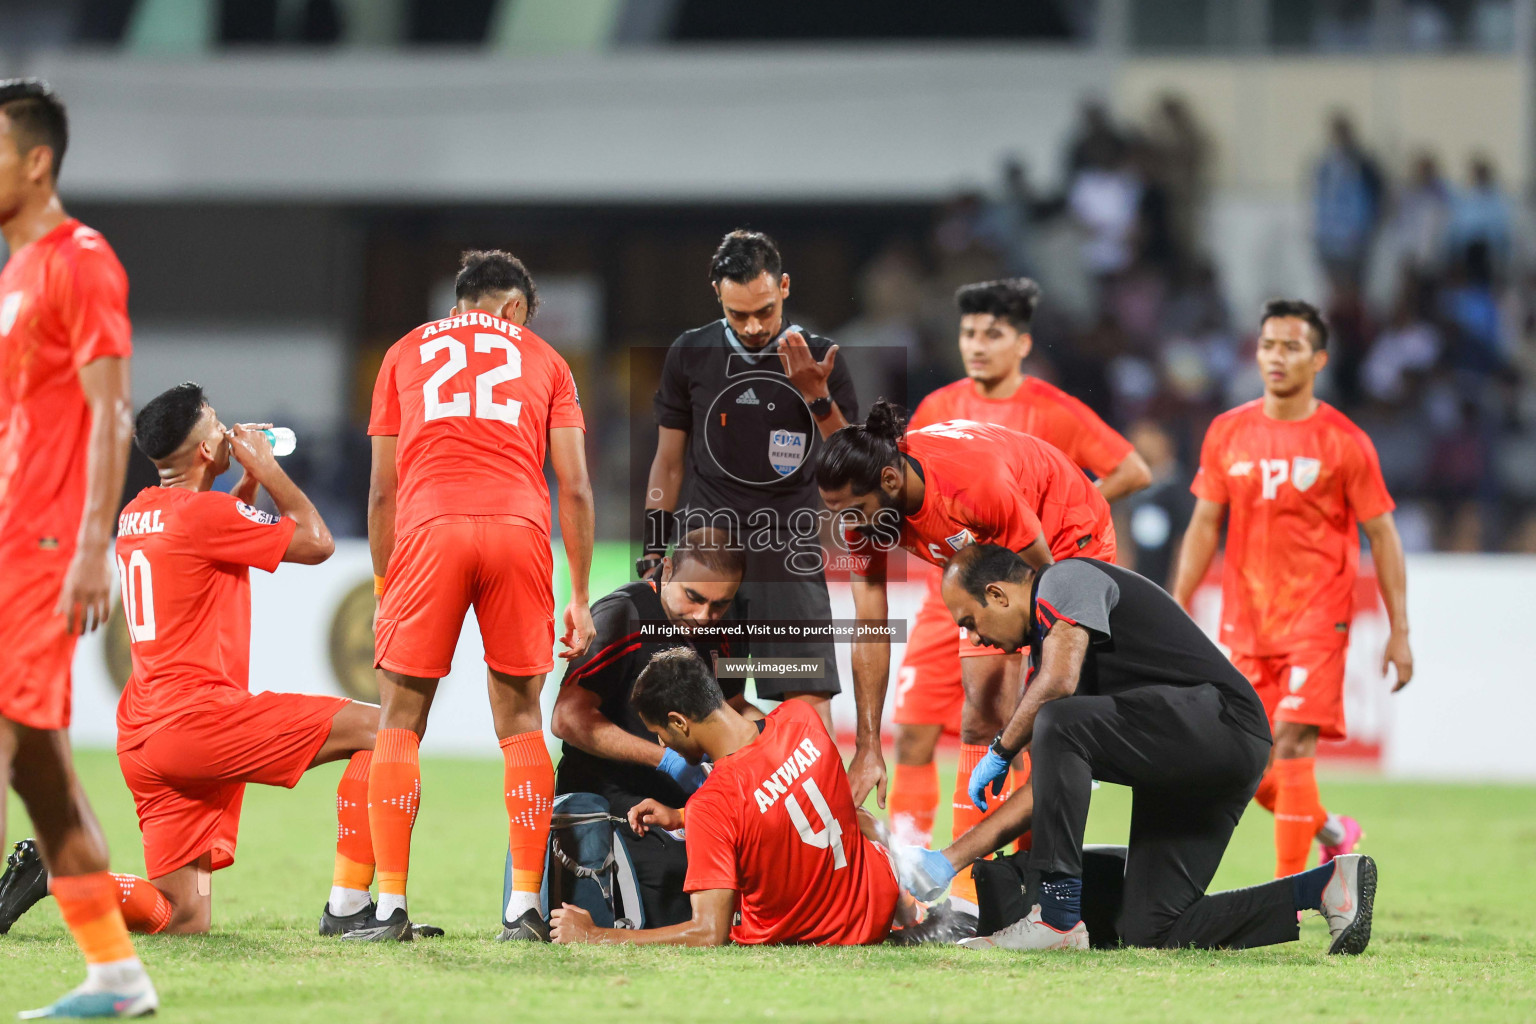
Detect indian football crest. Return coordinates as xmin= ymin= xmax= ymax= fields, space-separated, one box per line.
xmin=1292 ymin=457 xmax=1321 ymax=492
xmin=0 ymin=292 xmax=21 ymax=336
xmin=768 ymin=429 xmax=807 ymax=477
xmin=945 ymin=528 xmax=974 ymax=551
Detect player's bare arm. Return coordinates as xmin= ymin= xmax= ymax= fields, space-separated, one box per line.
xmin=550 ymin=685 xmax=674 ymax=768
xmin=848 ymin=573 xmax=891 ymax=808
xmin=57 ymin=355 xmax=132 ymax=634
xmin=227 ymin=424 xmax=333 ymax=564
xmin=1017 ymin=533 xmax=1056 ymax=571
xmin=777 ymin=331 xmax=849 ymax=437
xmin=1171 ymin=498 xmax=1227 ymax=610
xmin=1361 ymin=511 xmax=1413 ymax=691
xmin=367 ymin=434 xmax=398 ymax=581
xmin=551 ymin=888 xmax=735 ymax=946
xmin=550 ymin=425 xmax=595 ymax=660
xmin=1095 ymin=450 xmax=1154 ymax=504
xmin=943 ymin=780 xmax=1036 ymax=870
xmin=639 ymin=426 xmax=688 ymax=576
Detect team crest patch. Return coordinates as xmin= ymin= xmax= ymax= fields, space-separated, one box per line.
xmin=945 ymin=529 xmax=973 ymax=551
xmin=0 ymin=292 xmax=21 ymax=336
xmin=1288 ymin=666 xmax=1309 ymax=693
xmin=1291 ymin=457 xmax=1321 ymax=492
xmin=236 ymin=501 xmax=281 ymax=525
xmin=768 ymin=430 xmax=807 ymax=477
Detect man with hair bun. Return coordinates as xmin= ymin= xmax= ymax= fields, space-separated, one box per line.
xmin=817 ymin=399 xmax=1117 ymax=944
xmin=887 ymin=277 xmax=1151 ymax=932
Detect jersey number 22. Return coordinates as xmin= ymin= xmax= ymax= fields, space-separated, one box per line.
xmin=421 ymin=333 xmax=522 ymax=424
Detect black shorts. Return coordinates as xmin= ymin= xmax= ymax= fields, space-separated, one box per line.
xmin=730 ymin=555 xmax=841 ymax=698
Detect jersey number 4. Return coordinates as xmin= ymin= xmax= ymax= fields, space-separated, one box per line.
xmin=785 ymin=778 xmax=847 ymax=870
xmin=421 ymin=333 xmax=523 ymax=424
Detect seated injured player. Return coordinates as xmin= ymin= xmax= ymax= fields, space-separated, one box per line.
xmin=550 ymin=648 xmax=918 ymax=946
xmin=897 ymin=544 xmax=1376 ymax=954
xmin=6 ymin=383 xmax=403 ymax=938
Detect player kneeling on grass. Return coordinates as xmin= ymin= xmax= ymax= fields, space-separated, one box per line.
xmin=897 ymin=543 xmax=1375 ymax=953
xmin=0 ymin=383 xmax=432 ymax=940
xmin=550 ymin=648 xmax=918 ymax=946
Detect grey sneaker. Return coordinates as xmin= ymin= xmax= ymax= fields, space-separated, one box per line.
xmin=1321 ymin=854 xmax=1376 ymax=955
xmin=959 ymin=904 xmax=1089 ymax=951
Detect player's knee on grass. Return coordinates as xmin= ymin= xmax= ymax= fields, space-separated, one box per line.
xmin=153 ymin=864 xmax=213 ymax=935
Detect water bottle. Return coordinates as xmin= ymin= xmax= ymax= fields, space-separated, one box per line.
xmin=262 ymin=427 xmax=297 ymax=457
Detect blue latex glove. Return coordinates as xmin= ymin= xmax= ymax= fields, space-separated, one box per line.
xmin=968 ymin=749 xmax=1011 ymax=811
xmin=658 ymin=747 xmax=709 ymax=795
xmin=896 ymin=846 xmax=958 ymax=902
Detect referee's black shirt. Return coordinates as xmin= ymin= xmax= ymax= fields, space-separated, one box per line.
xmin=654 ymin=321 xmax=859 ymax=523
xmin=555 ymin=579 xmax=746 ymax=815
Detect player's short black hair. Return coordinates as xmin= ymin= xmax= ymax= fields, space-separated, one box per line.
xmin=709 ymin=230 xmax=782 ymax=285
xmin=135 ymin=382 xmax=208 ymax=461
xmin=815 ymin=399 xmax=906 ymax=496
xmin=0 ymin=78 xmax=68 ymax=182
xmin=1260 ymin=298 xmax=1329 ymax=352
xmin=955 ymin=278 xmax=1041 ymax=332
xmin=949 ymin=544 xmax=1033 ymax=604
xmin=455 ymin=250 xmax=539 ymax=317
xmin=632 ymin=647 xmax=725 ymax=725
xmin=672 ymin=527 xmax=745 ymax=580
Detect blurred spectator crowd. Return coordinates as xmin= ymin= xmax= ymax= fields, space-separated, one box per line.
xmin=837 ymin=97 xmax=1536 ymax=560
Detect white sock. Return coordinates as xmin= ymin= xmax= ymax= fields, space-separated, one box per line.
xmin=504 ymin=890 xmax=540 ymax=922
xmin=1317 ymin=814 xmax=1346 ymax=847
xmin=83 ymin=957 xmax=148 ymax=994
xmin=329 ymin=886 xmax=372 ymax=916
xmin=948 ymin=896 xmax=979 ymax=917
xmin=376 ymin=893 xmax=407 ymax=920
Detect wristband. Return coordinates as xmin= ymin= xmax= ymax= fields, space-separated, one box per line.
xmin=373 ymin=575 xmax=386 ymax=597
xmin=990 ymin=731 xmax=1021 ymax=763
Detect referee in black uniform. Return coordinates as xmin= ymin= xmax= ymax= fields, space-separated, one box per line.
xmin=921 ymin=544 xmax=1376 ymax=954
xmin=644 ymin=230 xmax=858 ymax=729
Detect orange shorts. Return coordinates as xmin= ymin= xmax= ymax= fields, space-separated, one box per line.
xmin=1230 ymin=643 xmax=1348 ymax=742
xmin=118 ymin=690 xmax=349 ymax=879
xmin=894 ymin=585 xmax=963 ymax=730
xmin=0 ymin=548 xmax=76 ymax=730
xmin=375 ymin=516 xmax=555 ymax=678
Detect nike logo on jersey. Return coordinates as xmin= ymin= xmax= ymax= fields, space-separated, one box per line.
xmin=736 ymin=388 xmax=761 ymax=405
xmin=1228 ymin=461 xmax=1253 ymax=476
xmin=753 ymin=737 xmax=823 ymax=814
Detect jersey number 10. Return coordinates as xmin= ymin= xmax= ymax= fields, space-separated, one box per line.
xmin=785 ymin=778 xmax=847 ymax=870
xmin=117 ymin=551 xmax=156 ymax=644
xmin=421 ymin=333 xmax=523 ymax=424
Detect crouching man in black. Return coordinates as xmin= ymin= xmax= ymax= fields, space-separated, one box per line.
xmin=547 ymin=527 xmax=759 ymax=927
xmin=899 ymin=544 xmax=1376 ymax=955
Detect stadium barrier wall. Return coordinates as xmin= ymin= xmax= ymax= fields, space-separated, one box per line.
xmin=66 ymin=543 xmax=1536 ymax=780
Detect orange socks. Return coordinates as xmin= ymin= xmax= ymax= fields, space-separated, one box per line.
xmin=1252 ymin=766 xmax=1279 ymax=813
xmin=501 ymin=731 xmax=554 ymax=901
xmin=334 ymin=751 xmax=375 ymax=893
xmin=109 ymin=874 xmax=172 ymax=935
xmin=949 ymin=743 xmax=1014 ymax=909
xmin=368 ymin=729 xmax=421 ymax=910
xmin=889 ymin=762 xmax=940 ymax=845
xmin=51 ymin=872 xmax=137 ymax=964
xmin=1273 ymin=757 xmax=1328 ymax=876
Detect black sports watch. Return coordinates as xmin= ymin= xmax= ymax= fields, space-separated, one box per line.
xmin=990 ymin=731 xmax=1022 ymax=763
xmin=808 ymin=394 xmax=833 ymax=420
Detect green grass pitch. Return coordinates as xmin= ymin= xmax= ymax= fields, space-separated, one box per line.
xmin=3 ymin=752 xmax=1534 ymax=1023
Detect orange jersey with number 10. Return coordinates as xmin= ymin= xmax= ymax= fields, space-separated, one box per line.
xmin=368 ymin=312 xmax=585 ymax=538
xmin=1192 ymin=399 xmax=1394 ymax=657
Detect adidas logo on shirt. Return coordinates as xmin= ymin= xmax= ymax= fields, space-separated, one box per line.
xmin=736 ymin=388 xmax=760 ymax=405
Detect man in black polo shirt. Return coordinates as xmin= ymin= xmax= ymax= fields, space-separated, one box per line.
xmin=905 ymin=544 xmax=1376 ymax=954
xmin=551 ymin=528 xmax=756 ymax=817
xmin=643 ymin=230 xmax=859 ymax=728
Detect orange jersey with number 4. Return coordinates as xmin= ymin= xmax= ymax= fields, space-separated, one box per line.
xmin=1192 ymin=400 xmax=1393 ymax=657
xmin=368 ymin=312 xmax=585 ymax=538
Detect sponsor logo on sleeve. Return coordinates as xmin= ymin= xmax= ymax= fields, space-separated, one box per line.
xmin=236 ymin=501 xmax=281 ymax=525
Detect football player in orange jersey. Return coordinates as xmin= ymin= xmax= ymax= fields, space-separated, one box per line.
xmin=365 ymin=251 xmax=595 ymax=941
xmin=1172 ymin=299 xmax=1413 ymax=879
xmin=0 ymin=78 xmax=157 ymax=1018
xmin=888 ymin=279 xmax=1150 ymax=936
